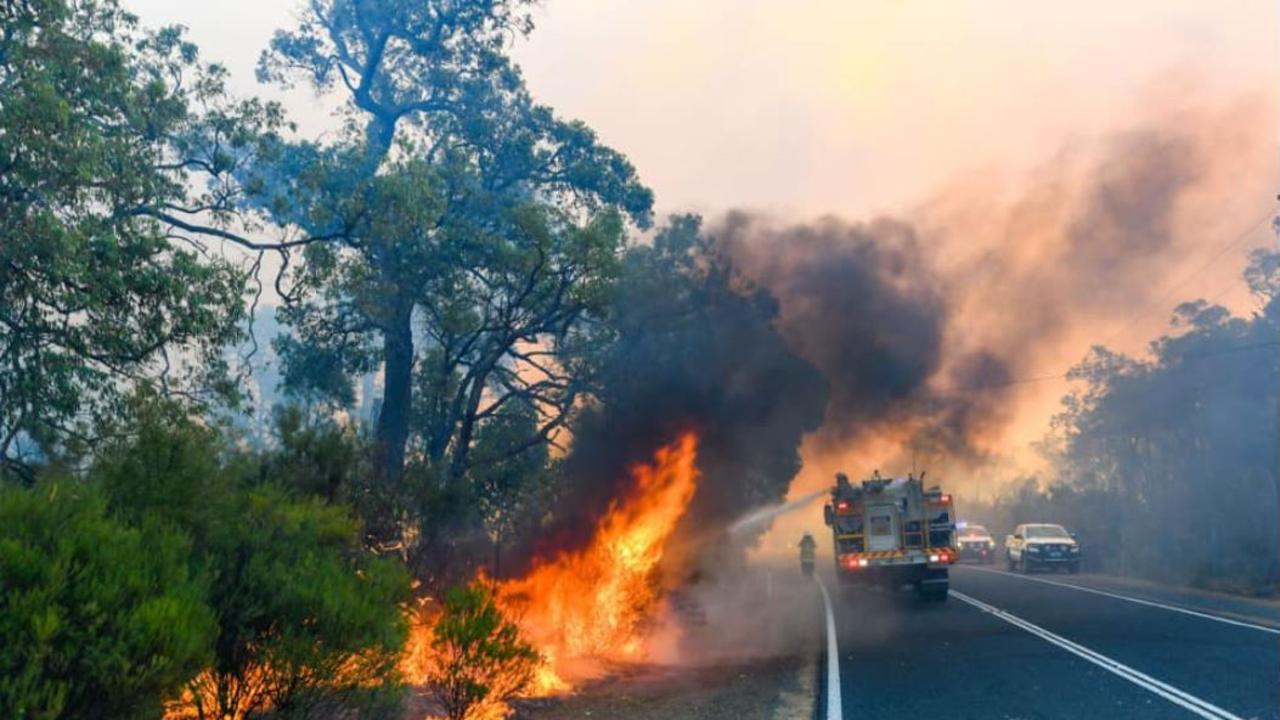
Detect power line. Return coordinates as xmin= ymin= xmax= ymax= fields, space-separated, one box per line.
xmin=1090 ymin=204 xmax=1277 ymax=353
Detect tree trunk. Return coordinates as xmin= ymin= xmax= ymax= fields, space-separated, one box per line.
xmin=448 ymin=348 xmax=503 ymax=483
xmin=375 ymin=305 xmax=414 ymax=484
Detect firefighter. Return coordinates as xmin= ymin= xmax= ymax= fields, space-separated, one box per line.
xmin=799 ymin=532 xmax=817 ymax=579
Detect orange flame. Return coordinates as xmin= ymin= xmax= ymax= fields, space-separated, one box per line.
xmin=494 ymin=431 xmax=700 ymax=693
xmin=400 ymin=432 xmax=700 ymax=718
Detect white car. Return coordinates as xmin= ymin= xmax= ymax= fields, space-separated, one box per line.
xmin=1005 ymin=523 xmax=1080 ymax=573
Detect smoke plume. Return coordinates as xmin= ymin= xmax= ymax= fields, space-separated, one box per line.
xmin=724 ymin=94 xmax=1271 ymax=497
xmin=714 ymin=213 xmax=1014 ymax=464
xmin=513 ymin=215 xmax=829 ymax=576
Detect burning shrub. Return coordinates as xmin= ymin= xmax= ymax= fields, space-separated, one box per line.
xmin=492 ymin=432 xmax=700 ymax=689
xmin=426 ymin=583 xmax=540 ymax=720
xmin=0 ymin=481 xmax=214 ymax=720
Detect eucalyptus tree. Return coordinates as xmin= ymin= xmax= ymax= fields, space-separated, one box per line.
xmin=0 ymin=0 xmax=297 ymax=478
xmin=254 ymin=0 xmax=653 ymax=489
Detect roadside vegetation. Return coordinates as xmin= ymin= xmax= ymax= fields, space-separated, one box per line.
xmin=967 ymin=248 xmax=1280 ymax=595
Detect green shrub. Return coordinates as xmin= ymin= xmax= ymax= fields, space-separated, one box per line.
xmin=429 ymin=583 xmax=540 ymax=720
xmin=0 ymin=482 xmax=213 ymax=720
xmin=186 ymin=486 xmax=412 ymax=719
xmin=93 ymin=401 xmax=412 ymax=719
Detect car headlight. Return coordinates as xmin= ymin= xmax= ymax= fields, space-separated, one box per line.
xmin=1026 ymin=545 xmax=1042 ymax=553
xmin=1069 ymin=546 xmax=1080 ymax=553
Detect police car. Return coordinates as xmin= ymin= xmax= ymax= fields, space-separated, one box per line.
xmin=955 ymin=522 xmax=997 ymax=564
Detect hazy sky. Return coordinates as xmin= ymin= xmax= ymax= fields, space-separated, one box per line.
xmin=126 ymin=1 xmax=1278 ymax=513
xmin=127 ymin=0 xmax=1276 ymax=218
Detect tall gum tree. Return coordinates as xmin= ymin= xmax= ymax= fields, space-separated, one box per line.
xmin=252 ymin=1 xmax=652 ymax=498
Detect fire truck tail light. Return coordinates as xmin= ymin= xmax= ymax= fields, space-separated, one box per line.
xmin=858 ymin=558 xmax=869 ymax=567
xmin=940 ymin=494 xmax=951 ymax=503
xmin=929 ymin=553 xmax=940 ymax=562
xmin=836 ymin=500 xmax=849 ymax=511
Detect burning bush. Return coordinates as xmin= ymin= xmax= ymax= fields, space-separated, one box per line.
xmin=420 ymin=583 xmax=540 ymax=720
xmin=401 ymin=431 xmax=702 ymax=718
xmin=492 ymin=432 xmax=700 ymax=689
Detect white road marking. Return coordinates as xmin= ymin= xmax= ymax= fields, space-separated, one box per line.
xmin=951 ymin=590 xmax=1245 ymax=720
xmin=815 ymin=574 xmax=844 ymax=720
xmin=961 ymin=565 xmax=1280 ymax=635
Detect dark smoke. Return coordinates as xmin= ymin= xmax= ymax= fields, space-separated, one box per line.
xmin=1064 ymin=129 xmax=1201 ymax=305
xmin=517 ymin=215 xmax=828 ymax=571
xmin=715 ymin=213 xmax=1013 ymax=463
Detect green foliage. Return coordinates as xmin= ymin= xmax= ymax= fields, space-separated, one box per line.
xmin=428 ymin=583 xmax=539 ymax=720
xmin=267 ymin=405 xmax=365 ymax=501
xmin=252 ymin=0 xmax=653 ymax=491
xmin=90 ymin=399 xmax=413 ymax=719
xmin=469 ymin=400 xmax=555 ymax=550
xmin=0 ymin=0 xmax=290 ymax=478
xmin=0 ymin=481 xmax=213 ymax=720
xmin=186 ymin=485 xmax=412 ymax=720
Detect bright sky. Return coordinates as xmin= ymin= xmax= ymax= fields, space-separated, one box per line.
xmin=128 ymin=0 xmax=1277 ymax=219
xmin=518 ymin=0 xmax=1277 ymax=219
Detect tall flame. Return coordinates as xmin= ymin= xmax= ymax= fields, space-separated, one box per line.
xmin=494 ymin=431 xmax=700 ymax=693
xmin=400 ymin=432 xmax=700 ymax=718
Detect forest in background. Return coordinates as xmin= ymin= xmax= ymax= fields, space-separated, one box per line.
xmin=964 ymin=247 xmax=1279 ymax=595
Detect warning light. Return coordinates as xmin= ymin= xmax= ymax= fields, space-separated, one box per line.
xmin=836 ymin=500 xmax=849 ymax=511
xmin=940 ymin=494 xmax=951 ymax=503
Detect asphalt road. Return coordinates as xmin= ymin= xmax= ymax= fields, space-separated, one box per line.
xmin=823 ymin=565 xmax=1280 ymax=720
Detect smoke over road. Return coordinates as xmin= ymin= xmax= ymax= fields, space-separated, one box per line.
xmin=719 ymin=94 xmax=1271 ymax=498
xmin=716 ymin=212 xmax=1015 ymax=465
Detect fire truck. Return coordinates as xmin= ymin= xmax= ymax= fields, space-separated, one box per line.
xmin=822 ymin=471 xmax=956 ymax=602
